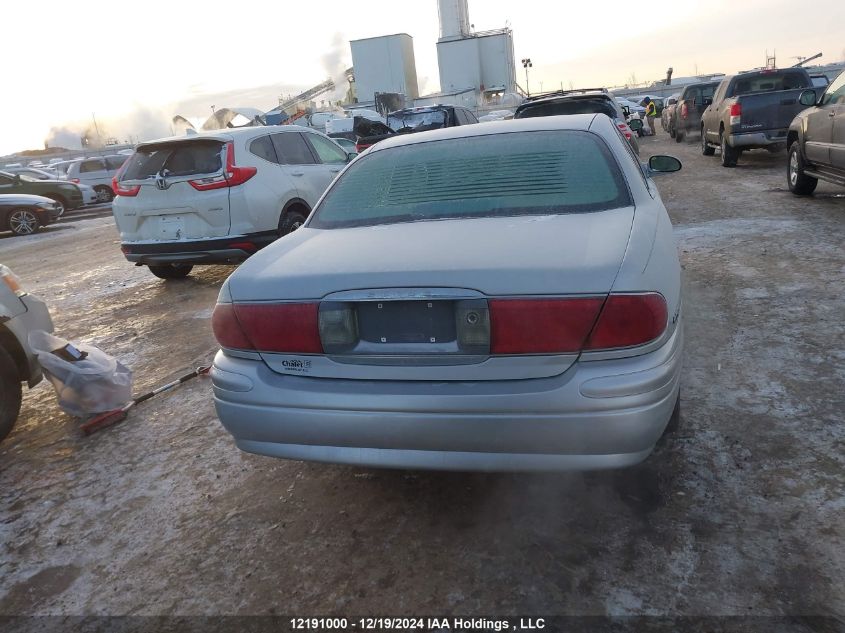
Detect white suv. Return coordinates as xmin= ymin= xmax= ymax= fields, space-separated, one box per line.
xmin=65 ymin=155 xmax=128 ymax=202
xmin=113 ymin=127 xmax=351 ymax=279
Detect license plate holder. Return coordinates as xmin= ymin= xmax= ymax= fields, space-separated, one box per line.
xmin=357 ymin=300 xmax=455 ymax=345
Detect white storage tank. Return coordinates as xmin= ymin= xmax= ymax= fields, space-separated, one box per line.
xmin=438 ymin=0 xmax=470 ymax=40
xmin=350 ymin=34 xmax=420 ymax=104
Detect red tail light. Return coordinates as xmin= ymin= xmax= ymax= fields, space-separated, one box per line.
xmin=71 ymin=178 xmax=80 ymax=184
xmin=189 ymin=141 xmax=257 ymax=191
xmin=355 ymin=142 xmax=366 ymax=153
xmin=617 ymin=122 xmax=632 ymax=140
xmin=729 ymin=103 xmax=742 ymax=126
xmin=212 ymin=302 xmax=322 ymax=353
xmin=112 ymin=159 xmax=140 ymax=197
xmin=584 ymin=293 xmax=667 ymax=350
xmin=490 ymin=298 xmax=604 ymax=354
xmin=680 ymin=102 xmax=689 ymax=119
xmin=489 ymin=294 xmax=668 ymax=355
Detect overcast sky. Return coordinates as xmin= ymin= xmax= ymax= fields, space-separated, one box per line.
xmin=1 ymin=0 xmax=843 ymax=155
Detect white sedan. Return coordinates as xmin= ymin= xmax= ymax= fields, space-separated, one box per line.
xmin=211 ymin=114 xmax=684 ymax=472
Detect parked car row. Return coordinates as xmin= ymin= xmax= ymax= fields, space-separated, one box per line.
xmin=0 ymin=170 xmax=83 ymax=217
xmin=650 ymin=67 xmax=844 ymax=195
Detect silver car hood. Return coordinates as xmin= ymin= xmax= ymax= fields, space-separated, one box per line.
xmin=228 ymin=209 xmax=636 ymax=301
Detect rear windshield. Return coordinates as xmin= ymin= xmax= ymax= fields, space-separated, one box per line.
xmin=310 ymin=130 xmax=630 ymax=230
xmin=387 ymin=110 xmax=448 ymax=132
xmin=732 ymin=71 xmax=809 ymax=95
xmin=516 ymin=97 xmax=617 ymax=119
xmin=122 ymin=140 xmax=224 ymax=180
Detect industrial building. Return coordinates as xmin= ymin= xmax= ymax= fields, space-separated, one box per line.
xmin=345 ymin=0 xmax=519 ymax=112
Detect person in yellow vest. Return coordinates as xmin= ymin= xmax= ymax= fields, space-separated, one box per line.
xmin=642 ymin=97 xmax=658 ymax=135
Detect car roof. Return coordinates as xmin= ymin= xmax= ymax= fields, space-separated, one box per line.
xmin=370 ymin=114 xmax=601 ymax=152
xmin=136 ymin=125 xmax=322 ymax=150
xmin=519 ymin=92 xmax=613 ymax=108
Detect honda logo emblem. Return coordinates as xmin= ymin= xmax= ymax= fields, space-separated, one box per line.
xmin=155 ymin=173 xmax=169 ymax=190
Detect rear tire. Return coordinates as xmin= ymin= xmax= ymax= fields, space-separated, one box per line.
xmin=720 ymin=131 xmax=739 ymax=167
xmin=148 ymin=264 xmax=193 ymax=279
xmin=787 ymin=143 xmax=818 ymax=196
xmin=0 ymin=345 xmax=22 ymax=443
xmin=279 ymin=210 xmax=308 ymax=236
xmin=701 ymin=128 xmax=715 ymax=155
xmin=94 ymin=186 xmax=114 ymax=203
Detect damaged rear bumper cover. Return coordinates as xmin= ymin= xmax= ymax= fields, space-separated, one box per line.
xmin=121 ymin=232 xmax=278 ymax=266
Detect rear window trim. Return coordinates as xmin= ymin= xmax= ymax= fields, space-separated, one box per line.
xmin=308 ymin=129 xmax=635 ymax=230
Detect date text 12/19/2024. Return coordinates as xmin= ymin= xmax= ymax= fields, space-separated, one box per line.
xmin=290 ymin=618 xmax=546 ymax=631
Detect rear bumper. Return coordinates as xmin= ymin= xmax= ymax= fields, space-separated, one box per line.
xmin=212 ymin=321 xmax=683 ymax=472
xmin=38 ymin=207 xmax=62 ymax=225
xmin=121 ymin=232 xmax=278 ymax=266
xmin=729 ymin=130 xmax=789 ymax=148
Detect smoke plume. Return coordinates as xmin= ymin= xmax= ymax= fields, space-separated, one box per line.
xmin=322 ymin=32 xmax=351 ymax=102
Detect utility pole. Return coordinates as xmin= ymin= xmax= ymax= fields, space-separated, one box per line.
xmin=521 ymin=58 xmax=533 ymax=97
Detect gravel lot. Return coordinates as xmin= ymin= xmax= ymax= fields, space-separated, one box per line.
xmin=0 ymin=132 xmax=843 ymax=619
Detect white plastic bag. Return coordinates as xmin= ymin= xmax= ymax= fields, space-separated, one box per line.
xmin=28 ymin=331 xmax=133 ymax=417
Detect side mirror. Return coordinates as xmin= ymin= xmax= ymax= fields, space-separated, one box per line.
xmin=648 ymin=155 xmax=682 ymax=174
xmin=621 ymin=105 xmax=630 ymax=117
xmin=628 ymin=118 xmax=644 ymax=131
xmin=799 ymin=89 xmax=818 ymax=107
xmin=703 ymin=97 xmax=713 ymax=106
xmin=346 ymin=151 xmax=357 ymax=162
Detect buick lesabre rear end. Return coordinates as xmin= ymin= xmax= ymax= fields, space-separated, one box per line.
xmin=210 ymin=115 xmax=684 ymax=471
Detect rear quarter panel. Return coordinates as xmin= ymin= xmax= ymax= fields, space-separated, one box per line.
xmin=588 ymin=116 xmax=682 ymax=345
xmin=230 ymin=147 xmax=299 ymax=235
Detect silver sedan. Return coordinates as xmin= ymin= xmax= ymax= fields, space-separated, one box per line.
xmin=210 ymin=114 xmax=684 ymax=472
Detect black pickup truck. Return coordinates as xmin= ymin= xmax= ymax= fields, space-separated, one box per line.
xmin=700 ymin=68 xmax=821 ymax=167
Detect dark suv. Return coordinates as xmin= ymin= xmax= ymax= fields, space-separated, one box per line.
xmin=787 ymin=71 xmax=845 ymax=194
xmin=514 ymin=89 xmax=640 ymax=155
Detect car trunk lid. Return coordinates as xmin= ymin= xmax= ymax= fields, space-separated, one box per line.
xmin=228 ymin=210 xmax=635 ymax=380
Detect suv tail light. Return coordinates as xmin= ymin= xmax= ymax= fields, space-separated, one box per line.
xmin=680 ymin=102 xmax=689 ymax=119
xmin=617 ymin=122 xmax=632 ymax=140
xmin=70 ymin=178 xmax=80 ymax=184
xmin=189 ymin=141 xmax=257 ymax=191
xmin=729 ymin=103 xmax=742 ymax=126
xmin=113 ymin=158 xmax=140 ymax=197
xmin=212 ymin=302 xmax=322 ymax=353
